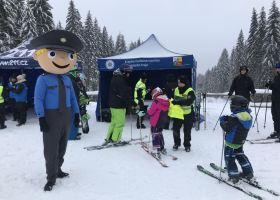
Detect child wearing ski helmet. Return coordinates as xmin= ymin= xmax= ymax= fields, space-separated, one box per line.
xmin=220 ymin=95 xmax=254 ymax=184
xmin=147 ymin=87 xmax=170 ymax=159
xmin=265 ymin=63 xmax=280 ymax=141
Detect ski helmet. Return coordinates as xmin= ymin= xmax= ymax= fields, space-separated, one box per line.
xmin=151 ymin=87 xmax=163 ymax=100
xmin=120 ymin=64 xmax=133 ymax=75
xmin=240 ymin=66 xmax=249 ymax=73
xmin=79 ymin=73 xmax=87 ymax=87
xmin=230 ymin=95 xmax=249 ymax=111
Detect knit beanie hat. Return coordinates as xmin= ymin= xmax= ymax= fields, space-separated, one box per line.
xmin=11 ymin=73 xmax=17 ymax=79
xmin=140 ymin=73 xmax=147 ymax=80
xmin=240 ymin=66 xmax=248 ymax=73
xmin=178 ymin=75 xmax=188 ymax=85
xmin=17 ymin=74 xmax=26 ymax=80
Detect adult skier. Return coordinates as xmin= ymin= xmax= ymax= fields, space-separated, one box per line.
xmin=163 ymin=73 xmax=177 ymax=130
xmin=0 ymin=83 xmax=8 ymax=129
xmin=220 ymin=95 xmax=254 ymax=184
xmin=11 ymin=74 xmax=28 ymax=126
xmin=228 ymin=66 xmax=256 ymax=101
xmin=265 ymin=63 xmax=280 ymax=140
xmin=171 ymin=75 xmax=196 ymax=152
xmin=103 ymin=64 xmax=140 ymax=146
xmin=134 ymin=73 xmax=150 ymax=129
xmin=31 ymin=30 xmax=82 ymax=191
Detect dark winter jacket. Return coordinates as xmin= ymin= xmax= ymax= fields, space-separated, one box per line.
xmin=12 ymin=80 xmax=29 ymax=109
xmin=164 ymin=82 xmax=178 ymax=99
xmin=220 ymin=109 xmax=252 ymax=145
xmin=0 ymin=86 xmax=8 ymax=111
xmin=268 ymin=72 xmax=280 ymax=102
xmin=229 ymin=75 xmax=256 ymax=101
xmin=108 ymin=68 xmax=137 ymax=109
xmin=69 ymin=74 xmax=80 ymax=104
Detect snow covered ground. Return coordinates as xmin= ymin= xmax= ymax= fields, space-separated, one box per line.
xmin=0 ymin=97 xmax=279 ymax=200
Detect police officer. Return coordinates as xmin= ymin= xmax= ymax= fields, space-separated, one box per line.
xmin=171 ymin=75 xmax=196 ymax=152
xmin=31 ymin=30 xmax=82 ymax=191
xmin=265 ymin=63 xmax=280 ymax=141
xmin=0 ymin=84 xmax=8 ymax=129
xmin=134 ymin=73 xmax=150 ymax=129
xmin=11 ymin=74 xmax=28 ymax=126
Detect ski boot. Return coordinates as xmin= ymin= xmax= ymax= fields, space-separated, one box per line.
xmin=44 ymin=181 xmax=55 ymax=191
xmin=102 ymin=139 xmax=112 ymax=146
xmin=267 ymin=131 xmax=280 ymax=139
xmin=185 ymin=146 xmax=191 ymax=152
xmin=173 ymin=144 xmax=180 ymax=151
xmin=74 ymin=135 xmax=81 ymax=140
xmin=57 ymin=171 xmax=69 ymax=179
xmin=239 ymin=172 xmax=255 ymax=181
xmin=228 ymin=177 xmax=240 ymax=185
xmin=159 ymin=146 xmax=167 ymax=155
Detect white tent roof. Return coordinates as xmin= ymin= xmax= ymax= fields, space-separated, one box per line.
xmin=101 ymin=34 xmax=188 ymax=59
xmin=0 ymin=36 xmax=36 ymax=58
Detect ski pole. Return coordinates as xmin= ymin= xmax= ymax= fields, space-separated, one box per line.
xmin=253 ymin=88 xmax=267 ymax=127
xmin=213 ymin=96 xmax=230 ymax=131
xmin=148 ymin=126 xmax=151 ymax=149
xmin=139 ymin=116 xmax=143 ymax=145
xmin=219 ymin=130 xmax=225 ymax=183
xmin=204 ymin=93 xmax=207 ymax=130
xmin=264 ymin=94 xmax=269 ymax=128
xmin=130 ymin=109 xmax=133 ymax=140
xmin=252 ymin=97 xmax=259 ymax=133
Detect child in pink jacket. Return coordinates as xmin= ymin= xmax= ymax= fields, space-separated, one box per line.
xmin=147 ymin=87 xmax=170 ymax=159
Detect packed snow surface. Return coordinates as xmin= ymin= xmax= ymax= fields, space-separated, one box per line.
xmin=0 ymin=97 xmax=279 ymax=200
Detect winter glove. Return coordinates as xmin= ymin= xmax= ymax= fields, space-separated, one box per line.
xmin=265 ymin=83 xmax=270 ymax=88
xmin=252 ymin=90 xmax=256 ymax=96
xmin=74 ymin=113 xmax=80 ymax=127
xmin=147 ymin=105 xmax=151 ymax=110
xmin=228 ymin=92 xmax=232 ymax=97
xmin=220 ymin=115 xmax=228 ymax=123
xmin=136 ymin=110 xmax=145 ymax=117
xmin=171 ymin=100 xmax=180 ymax=105
xmin=39 ymin=117 xmax=49 ymax=132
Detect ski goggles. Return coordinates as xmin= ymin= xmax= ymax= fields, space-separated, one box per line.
xmin=276 ymin=64 xmax=280 ymax=68
xmin=124 ymin=66 xmax=133 ymax=72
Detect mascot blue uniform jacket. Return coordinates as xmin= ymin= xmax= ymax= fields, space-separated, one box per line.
xmin=220 ymin=109 xmax=254 ymax=179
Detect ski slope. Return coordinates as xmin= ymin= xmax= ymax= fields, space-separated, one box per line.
xmin=0 ymin=97 xmax=279 ymax=200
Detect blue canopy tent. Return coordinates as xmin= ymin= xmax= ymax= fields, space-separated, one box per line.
xmin=0 ymin=36 xmax=82 ymax=108
xmin=96 ymin=34 xmax=197 ymax=121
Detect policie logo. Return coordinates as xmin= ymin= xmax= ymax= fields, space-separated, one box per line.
xmin=105 ymin=60 xmax=115 ymax=69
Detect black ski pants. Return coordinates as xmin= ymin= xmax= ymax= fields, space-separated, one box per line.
xmin=173 ymin=113 xmax=194 ymax=147
xmin=43 ymin=108 xmax=71 ymax=183
xmin=0 ymin=103 xmax=5 ymax=127
xmin=9 ymin=98 xmax=18 ymax=120
xmin=18 ymin=108 xmax=26 ymax=124
xmin=271 ymin=101 xmax=280 ymax=133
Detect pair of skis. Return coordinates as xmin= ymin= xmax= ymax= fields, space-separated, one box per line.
xmin=141 ymin=142 xmax=178 ymax=168
xmin=246 ymin=137 xmax=280 ymax=144
xmin=84 ymin=136 xmax=148 ymax=151
xmin=198 ymin=163 xmax=279 ymax=199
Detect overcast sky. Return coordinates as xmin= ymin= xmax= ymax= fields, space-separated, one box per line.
xmin=49 ymin=0 xmax=275 ymax=74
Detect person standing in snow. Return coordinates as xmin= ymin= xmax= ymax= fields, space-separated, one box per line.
xmin=134 ymin=72 xmax=150 ymax=129
xmin=163 ymin=73 xmax=177 ymax=130
xmin=171 ymin=75 xmax=196 ymax=152
xmin=265 ymin=63 xmax=280 ymax=141
xmin=11 ymin=74 xmax=28 ymax=126
xmin=0 ymin=83 xmax=8 ymax=129
xmin=31 ymin=30 xmax=81 ymax=191
xmin=220 ymin=95 xmax=254 ymax=184
xmin=228 ymin=66 xmax=256 ymax=101
xmin=147 ymin=87 xmax=170 ymax=159
xmin=7 ymin=73 xmax=18 ymax=121
xmin=102 ymin=64 xmax=140 ymax=146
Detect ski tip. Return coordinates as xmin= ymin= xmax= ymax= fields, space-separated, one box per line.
xmin=197 ymin=165 xmax=203 ymax=170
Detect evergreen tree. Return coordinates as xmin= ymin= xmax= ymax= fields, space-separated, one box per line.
xmin=263 ymin=0 xmax=280 ymax=81
xmin=115 ymin=33 xmax=127 ymax=54
xmin=137 ymin=37 xmax=141 ymax=46
xmin=83 ymin=11 xmax=95 ymax=91
xmin=28 ymin=0 xmax=54 ymax=35
xmin=0 ymin=0 xmax=17 ymax=52
xmin=129 ymin=41 xmax=136 ymax=50
xmin=56 ymin=21 xmax=64 ymax=30
xmin=256 ymin=7 xmax=267 ymax=88
xmin=14 ymin=0 xmax=26 ymax=46
xmin=101 ymin=26 xmax=110 ymax=58
xmin=108 ymin=35 xmax=115 ymax=56
xmin=247 ymin=8 xmax=259 ymax=82
xmin=216 ymin=48 xmax=230 ymax=92
xmin=228 ymin=47 xmax=236 ymax=90
xmin=235 ymin=30 xmax=247 ymax=69
xmin=22 ymin=1 xmax=37 ymax=40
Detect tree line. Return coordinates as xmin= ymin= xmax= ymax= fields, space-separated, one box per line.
xmin=197 ymin=0 xmax=280 ymax=93
xmin=0 ymin=0 xmax=142 ymax=91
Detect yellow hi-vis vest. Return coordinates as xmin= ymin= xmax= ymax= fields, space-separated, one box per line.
xmin=168 ymin=99 xmax=184 ymax=119
xmin=174 ymin=87 xmax=196 ymax=115
xmin=134 ymin=79 xmax=146 ymax=104
xmin=0 ymin=86 xmax=3 ymax=103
